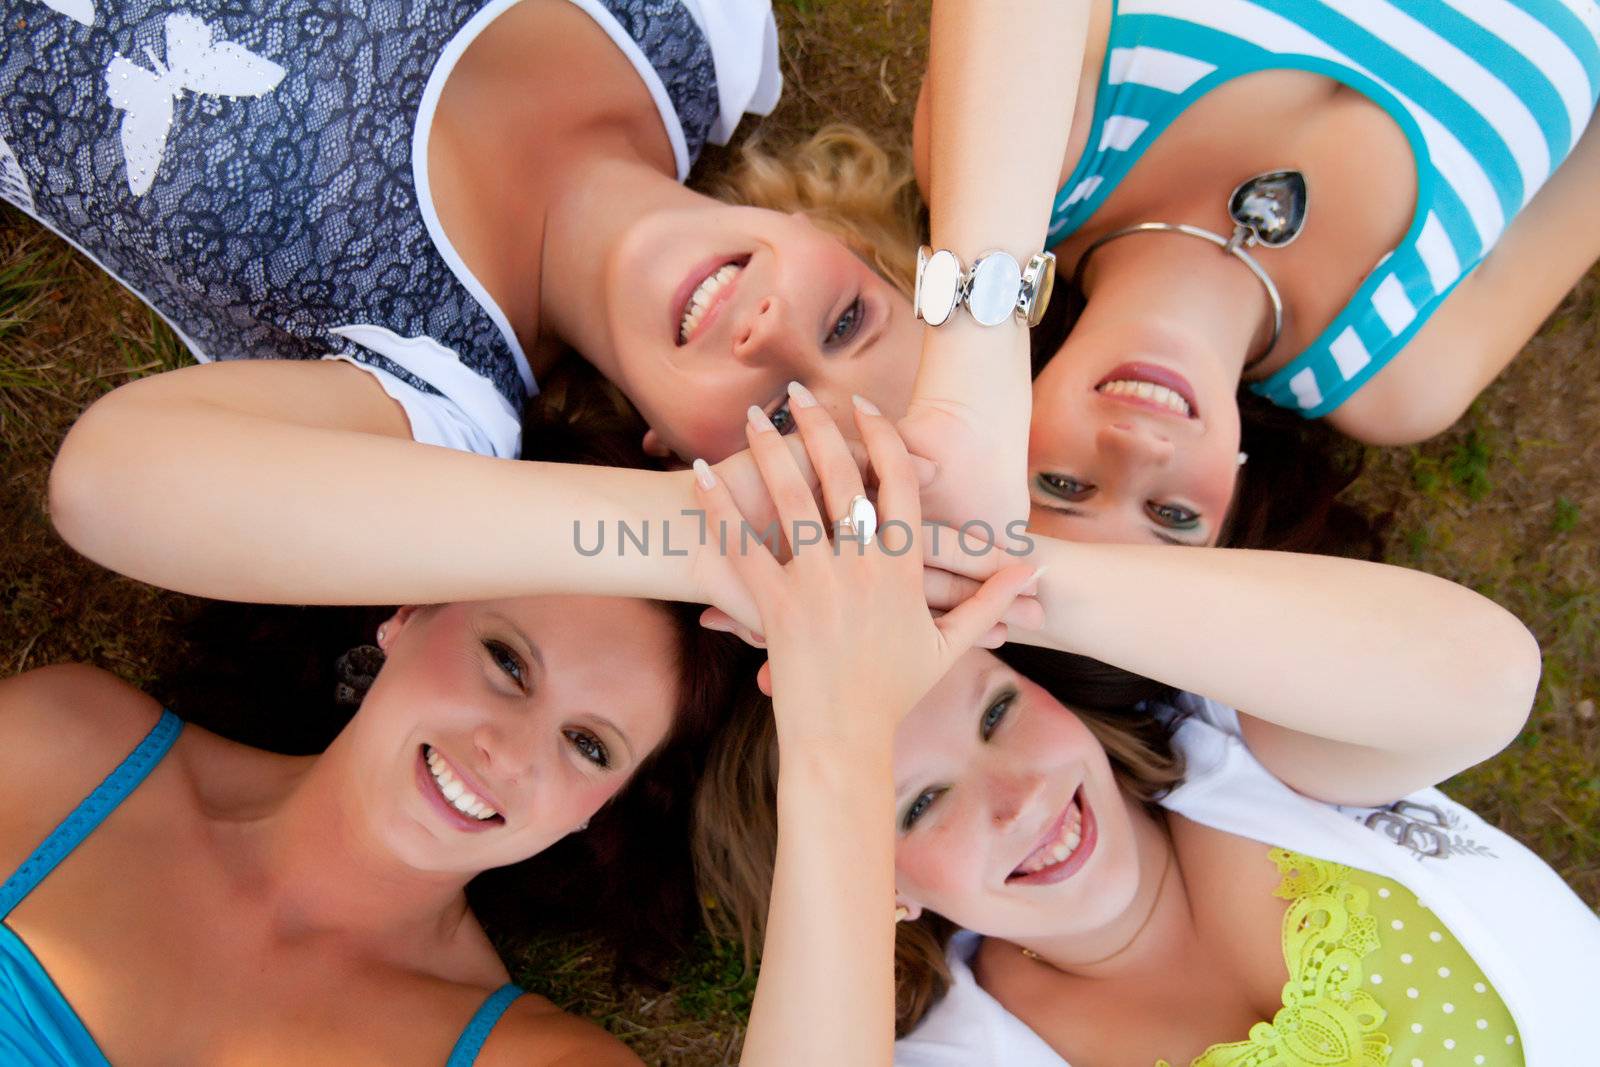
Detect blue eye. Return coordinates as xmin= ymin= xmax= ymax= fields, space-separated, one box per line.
xmin=1146 ymin=501 xmax=1201 ymax=529
xmin=829 ymin=298 xmax=864 ymax=345
xmin=485 ymin=640 xmax=526 ymax=689
xmin=902 ymin=788 xmax=943 ymax=831
xmin=1037 ymin=473 xmax=1093 ymax=500
xmin=564 ymin=728 xmax=610 ymax=769
xmin=980 ymin=693 xmax=1014 ymax=740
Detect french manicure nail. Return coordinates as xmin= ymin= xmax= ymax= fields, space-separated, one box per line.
xmin=786 ymin=380 xmax=818 ymax=408
xmin=693 ymin=458 xmax=717 ymax=489
xmin=851 ymin=394 xmax=881 ymax=416
xmin=747 ymin=404 xmax=775 ymax=432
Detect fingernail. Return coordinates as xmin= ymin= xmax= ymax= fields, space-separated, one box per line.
xmin=786 ymin=380 xmax=818 ymax=409
xmin=747 ymin=404 xmax=775 ymax=432
xmin=1022 ymin=565 xmax=1050 ymax=593
xmin=693 ymin=458 xmax=717 ymax=489
xmin=851 ymin=394 xmax=881 ymax=416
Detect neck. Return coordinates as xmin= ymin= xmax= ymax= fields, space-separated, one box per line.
xmin=213 ymin=737 xmax=475 ymax=952
xmin=1076 ymin=227 xmax=1269 ymax=382
xmin=1014 ymin=810 xmax=1201 ymax=980
xmin=538 ymin=149 xmax=705 ymax=389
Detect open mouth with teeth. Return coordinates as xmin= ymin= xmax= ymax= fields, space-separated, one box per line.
xmin=417 ymin=744 xmax=503 ymax=831
xmin=676 ymin=255 xmax=750 ymax=346
xmin=1007 ymin=787 xmax=1097 ymax=885
xmin=1095 ymin=362 xmax=1199 ymax=419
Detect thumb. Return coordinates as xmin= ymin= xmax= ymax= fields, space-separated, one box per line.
xmin=934 ymin=565 xmax=1046 ymax=657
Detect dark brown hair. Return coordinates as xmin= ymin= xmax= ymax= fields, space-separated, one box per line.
xmin=149 ymin=396 xmax=758 ymax=983
xmin=1028 ymin=283 xmax=1384 ymax=559
xmin=690 ymin=646 xmax=1187 ymax=1037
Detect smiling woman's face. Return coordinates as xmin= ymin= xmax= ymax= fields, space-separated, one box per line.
xmin=890 ymin=651 xmax=1157 ymax=943
xmin=347 ymin=595 xmax=681 ymax=875
xmin=1028 ymin=325 xmax=1243 ymax=547
xmin=601 ymin=203 xmax=923 ymax=463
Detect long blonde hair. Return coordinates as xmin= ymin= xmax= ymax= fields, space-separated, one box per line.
xmin=691 ymin=646 xmax=1188 ymax=1036
xmin=707 ymin=124 xmax=922 ymax=297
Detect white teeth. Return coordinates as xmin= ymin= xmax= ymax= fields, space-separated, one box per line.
xmin=1097 ymin=379 xmax=1191 ymax=416
xmin=678 ymin=262 xmax=742 ymax=343
xmin=1016 ymin=804 xmax=1085 ymax=875
xmin=423 ymin=746 xmax=500 ymax=821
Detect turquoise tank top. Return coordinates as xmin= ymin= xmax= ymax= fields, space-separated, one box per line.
xmin=0 ymin=710 xmax=523 ymax=1065
xmin=1048 ymin=0 xmax=1600 ymax=417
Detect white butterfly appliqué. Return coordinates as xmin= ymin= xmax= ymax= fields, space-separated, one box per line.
xmin=32 ymin=0 xmax=96 ymax=28
xmin=104 ymin=13 xmax=285 ymax=197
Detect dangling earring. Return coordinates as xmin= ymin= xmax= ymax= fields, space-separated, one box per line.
xmin=334 ymin=643 xmax=386 ymax=707
xmin=894 ymin=905 xmax=910 ymax=923
xmin=1237 ymin=451 xmax=1249 ymax=466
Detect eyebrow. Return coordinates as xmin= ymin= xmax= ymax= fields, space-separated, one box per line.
xmin=486 ymin=611 xmax=546 ymax=680
xmin=1031 ymin=502 xmax=1204 ymax=547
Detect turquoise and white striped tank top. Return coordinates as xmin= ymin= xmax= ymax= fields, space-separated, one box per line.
xmin=1047 ymin=0 xmax=1600 ymax=418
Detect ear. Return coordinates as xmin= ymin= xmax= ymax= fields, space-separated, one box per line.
xmin=377 ymin=604 xmax=424 ymax=651
xmin=756 ymin=660 xmax=772 ymax=698
xmin=641 ymin=427 xmax=673 ymax=459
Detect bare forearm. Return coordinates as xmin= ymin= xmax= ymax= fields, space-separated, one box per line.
xmin=50 ymin=379 xmax=707 ymax=605
xmin=743 ymin=745 xmax=895 ymax=1067
xmin=1013 ymin=540 xmax=1542 ymax=751
xmin=907 ymin=1 xmax=1091 ymax=524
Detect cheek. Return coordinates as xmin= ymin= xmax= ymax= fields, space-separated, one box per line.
xmin=896 ymin=817 xmax=987 ymax=906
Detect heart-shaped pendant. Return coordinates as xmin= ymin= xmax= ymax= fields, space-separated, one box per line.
xmin=1227 ymin=170 xmax=1308 ymax=248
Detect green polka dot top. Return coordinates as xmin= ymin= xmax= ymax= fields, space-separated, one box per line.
xmin=1160 ymin=849 xmax=1522 ymax=1067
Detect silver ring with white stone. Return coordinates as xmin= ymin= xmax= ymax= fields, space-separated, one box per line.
xmin=838 ymin=494 xmax=878 ymax=547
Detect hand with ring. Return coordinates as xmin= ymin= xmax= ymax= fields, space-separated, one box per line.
xmin=691 ymin=382 xmax=1041 ymax=734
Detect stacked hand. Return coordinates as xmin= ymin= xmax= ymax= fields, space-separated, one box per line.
xmin=692 ymin=384 xmax=1040 ymax=744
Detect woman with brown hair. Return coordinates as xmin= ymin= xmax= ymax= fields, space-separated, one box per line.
xmin=907 ymin=0 xmax=1600 ymax=548
xmin=694 ymin=402 xmax=1600 ymax=1062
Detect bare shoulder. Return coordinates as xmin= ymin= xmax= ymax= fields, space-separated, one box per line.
xmin=473 ymin=994 xmax=643 ymax=1067
xmin=0 ymin=665 xmax=167 ymax=861
xmin=0 ymin=663 xmax=163 ymax=758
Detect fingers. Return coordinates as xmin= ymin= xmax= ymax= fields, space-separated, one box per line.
xmin=785 ymin=381 xmax=868 ymax=536
xmin=699 ymin=607 xmax=767 ymax=649
xmin=693 ymin=457 xmax=784 ymax=599
xmin=745 ymin=405 xmax=826 ymax=555
xmin=851 ymin=395 xmax=922 ymax=537
xmin=935 ymin=564 xmax=1044 ymax=657
xmin=924 ymin=569 xmax=1044 ymax=629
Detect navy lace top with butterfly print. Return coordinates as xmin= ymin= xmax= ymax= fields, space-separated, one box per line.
xmin=0 ymin=0 xmax=728 ymax=459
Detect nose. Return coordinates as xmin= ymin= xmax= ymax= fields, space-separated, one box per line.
xmin=732 ymin=295 xmax=799 ymax=367
xmin=471 ymin=716 xmax=539 ymax=789
xmin=1096 ymin=421 xmax=1175 ymax=473
xmin=988 ymin=770 xmax=1049 ymax=832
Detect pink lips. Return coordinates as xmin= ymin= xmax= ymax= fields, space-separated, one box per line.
xmin=1006 ymin=787 xmax=1098 ymax=887
xmin=671 ymin=254 xmax=748 ymax=346
xmin=1095 ymin=361 xmax=1201 ymax=420
xmin=414 ymin=746 xmax=503 ymax=834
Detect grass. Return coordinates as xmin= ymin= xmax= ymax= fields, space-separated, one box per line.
xmin=2 ymin=0 xmax=1597 ymax=1059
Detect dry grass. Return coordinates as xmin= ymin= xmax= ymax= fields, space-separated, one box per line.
xmin=1 ymin=0 xmax=1595 ymax=1061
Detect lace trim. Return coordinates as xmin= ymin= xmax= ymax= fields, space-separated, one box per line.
xmin=1158 ymin=850 xmax=1392 ymax=1067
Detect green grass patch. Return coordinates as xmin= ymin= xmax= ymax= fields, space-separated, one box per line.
xmin=1553 ymin=497 xmax=1580 ymax=535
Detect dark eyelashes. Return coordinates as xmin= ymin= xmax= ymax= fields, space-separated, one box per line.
xmin=829 ymin=296 xmax=865 ymax=345
xmin=564 ymin=728 xmax=611 ymax=769
xmin=485 ymin=639 xmax=612 ymax=769
xmin=484 ymin=639 xmax=526 ymax=689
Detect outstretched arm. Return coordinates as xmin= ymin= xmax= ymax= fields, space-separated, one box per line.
xmin=934 ymin=535 xmax=1542 ymax=805
xmin=898 ymin=0 xmax=1093 ymax=531
xmin=48 ymin=359 xmax=714 ymax=607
